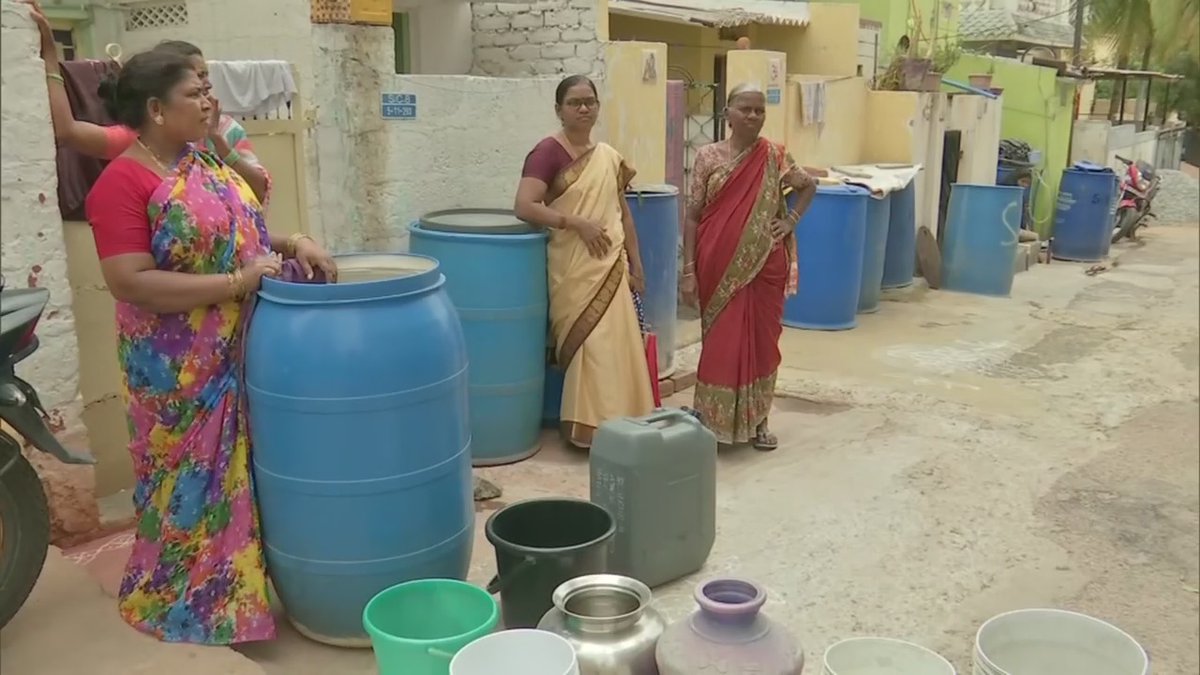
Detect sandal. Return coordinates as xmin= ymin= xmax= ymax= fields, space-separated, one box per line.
xmin=753 ymin=422 xmax=779 ymax=452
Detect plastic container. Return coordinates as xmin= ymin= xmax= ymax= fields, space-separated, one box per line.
xmin=657 ymin=578 xmax=803 ymax=675
xmin=859 ymin=194 xmax=892 ymax=313
xmin=626 ymin=186 xmax=680 ymax=377
xmin=941 ymin=184 xmax=1024 ymax=297
xmin=363 ymin=579 xmax=498 ymax=675
xmin=882 ymin=181 xmax=917 ymax=289
xmin=822 ymin=637 xmax=956 ymax=674
xmin=784 ymin=184 xmax=870 ymax=330
xmin=590 ymin=408 xmax=717 ymax=588
xmin=409 ymin=209 xmax=547 ymax=466
xmin=974 ymin=609 xmax=1149 ymax=675
xmin=537 ymin=574 xmax=666 ymax=675
xmin=485 ymin=498 xmax=615 ymax=628
xmin=1052 ymin=164 xmax=1119 ymax=262
xmin=247 ymin=254 xmax=473 ymax=646
xmin=451 ymin=629 xmax=580 ymax=675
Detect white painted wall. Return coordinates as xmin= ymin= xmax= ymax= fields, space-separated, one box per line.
xmin=309 ymin=24 xmax=577 ymax=254
xmin=0 ymin=2 xmax=83 ymax=433
xmin=1071 ymin=120 xmax=1161 ymax=173
xmin=947 ymin=94 xmax=1002 ymax=185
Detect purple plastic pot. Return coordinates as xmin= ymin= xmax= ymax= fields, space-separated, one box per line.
xmin=656 ymin=578 xmax=804 ymax=674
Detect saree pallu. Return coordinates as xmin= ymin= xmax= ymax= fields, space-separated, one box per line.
xmin=115 ymin=149 xmax=276 ymax=644
xmin=546 ymin=142 xmax=655 ymax=447
xmin=693 ymin=139 xmax=794 ymax=444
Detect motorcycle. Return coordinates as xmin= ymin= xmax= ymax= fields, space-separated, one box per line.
xmin=1110 ymin=154 xmax=1161 ymax=244
xmin=0 ymin=274 xmax=95 ymax=629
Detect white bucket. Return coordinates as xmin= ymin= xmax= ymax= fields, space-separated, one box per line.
xmin=450 ymin=629 xmax=580 ymax=675
xmin=973 ymin=609 xmax=1149 ymax=675
xmin=823 ymin=637 xmax=957 ymax=675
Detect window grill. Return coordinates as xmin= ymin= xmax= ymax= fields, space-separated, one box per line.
xmin=124 ymin=2 xmax=189 ymax=32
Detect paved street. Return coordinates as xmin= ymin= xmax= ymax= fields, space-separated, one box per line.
xmin=5 ymin=222 xmax=1197 ymax=674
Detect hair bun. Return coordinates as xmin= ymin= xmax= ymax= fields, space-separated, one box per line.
xmin=97 ymin=74 xmax=121 ymax=121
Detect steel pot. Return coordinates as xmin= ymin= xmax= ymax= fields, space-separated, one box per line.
xmin=537 ymin=574 xmax=666 ymax=675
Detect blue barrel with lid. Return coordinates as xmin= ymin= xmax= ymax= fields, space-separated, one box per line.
xmin=409 ymin=209 xmax=547 ymax=466
xmin=942 ymin=184 xmax=1024 ymax=297
xmin=784 ymin=184 xmax=869 ymax=331
xmin=882 ymin=181 xmax=917 ymax=289
xmin=247 ymin=254 xmax=473 ymax=646
xmin=1052 ymin=162 xmax=1118 ymax=262
xmin=626 ymin=186 xmax=679 ymax=376
xmin=858 ymin=194 xmax=891 ymax=313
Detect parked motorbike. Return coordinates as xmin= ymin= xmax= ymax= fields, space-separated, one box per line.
xmin=0 ymin=275 xmax=95 ymax=629
xmin=1110 ymin=154 xmax=1161 ymax=244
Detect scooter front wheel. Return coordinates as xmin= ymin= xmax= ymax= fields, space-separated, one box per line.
xmin=0 ymin=433 xmax=51 ymax=630
xmin=1112 ymin=208 xmax=1137 ymax=244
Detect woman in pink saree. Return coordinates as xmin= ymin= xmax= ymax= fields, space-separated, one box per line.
xmin=514 ymin=75 xmax=655 ymax=448
xmin=681 ymin=84 xmax=816 ymax=450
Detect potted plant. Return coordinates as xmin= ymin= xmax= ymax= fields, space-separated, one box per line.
xmin=924 ymin=41 xmax=962 ymax=92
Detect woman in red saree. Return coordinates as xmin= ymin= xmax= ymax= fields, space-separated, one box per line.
xmin=681 ymin=84 xmax=816 ymax=449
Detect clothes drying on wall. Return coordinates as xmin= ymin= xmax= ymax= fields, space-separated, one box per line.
xmin=207 ymin=61 xmax=297 ymax=118
xmin=56 ymin=59 xmax=121 ymax=221
xmin=798 ymin=81 xmax=826 ymax=127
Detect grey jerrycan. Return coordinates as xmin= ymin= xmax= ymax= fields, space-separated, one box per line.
xmin=590 ymin=408 xmax=718 ymax=588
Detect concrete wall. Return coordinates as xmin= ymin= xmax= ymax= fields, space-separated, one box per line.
xmin=471 ymin=0 xmax=603 ymax=77
xmin=601 ymin=41 xmax=667 ymax=186
xmin=946 ymin=93 xmax=1002 ymax=185
xmin=784 ymin=3 xmax=859 ymax=77
xmin=785 ymin=75 xmax=868 ymax=167
xmin=725 ymin=49 xmax=788 ymax=144
xmin=1 ymin=2 xmax=98 ymax=540
xmin=948 ymin=54 xmax=1077 ymax=237
xmin=863 ymin=90 xmax=947 ymax=235
xmin=825 ymin=0 xmax=959 ymax=63
xmin=397 ymin=0 xmax=473 ymax=75
xmin=1072 ymin=120 xmax=1161 ymax=172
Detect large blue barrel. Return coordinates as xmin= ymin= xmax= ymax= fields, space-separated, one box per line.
xmin=942 ymin=184 xmax=1024 ymax=297
xmin=409 ymin=210 xmax=547 ymax=466
xmin=543 ymin=366 xmax=564 ymax=427
xmin=783 ymin=184 xmax=869 ymax=331
xmin=1052 ymin=163 xmax=1118 ymax=262
xmin=626 ymin=186 xmax=679 ymax=376
xmin=882 ymin=181 xmax=917 ymax=289
xmin=858 ymin=194 xmax=891 ymax=313
xmin=247 ymin=254 xmax=473 ymax=646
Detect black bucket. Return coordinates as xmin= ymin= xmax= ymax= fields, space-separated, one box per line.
xmin=484 ymin=498 xmax=615 ymax=628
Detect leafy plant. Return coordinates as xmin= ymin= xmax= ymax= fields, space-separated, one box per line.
xmin=931 ymin=41 xmax=962 ymax=73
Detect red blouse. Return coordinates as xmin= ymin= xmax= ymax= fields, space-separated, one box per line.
xmin=84 ymin=157 xmax=161 ymax=259
xmin=521 ymin=137 xmax=574 ymax=185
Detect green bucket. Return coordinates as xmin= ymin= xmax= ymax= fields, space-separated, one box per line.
xmin=363 ymin=579 xmax=499 ymax=675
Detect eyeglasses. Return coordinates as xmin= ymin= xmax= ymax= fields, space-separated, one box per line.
xmin=564 ymin=98 xmax=599 ymax=110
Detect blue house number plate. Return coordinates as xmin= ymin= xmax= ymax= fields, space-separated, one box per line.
xmin=382 ymin=93 xmax=417 ymax=120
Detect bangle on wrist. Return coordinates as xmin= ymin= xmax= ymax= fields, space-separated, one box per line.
xmin=285 ymin=233 xmax=313 ymax=257
xmin=228 ymin=269 xmax=247 ymax=301
xmin=46 ymin=72 xmax=64 ymax=85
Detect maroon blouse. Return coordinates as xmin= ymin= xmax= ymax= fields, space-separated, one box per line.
xmin=522 ymin=137 xmax=574 ymax=185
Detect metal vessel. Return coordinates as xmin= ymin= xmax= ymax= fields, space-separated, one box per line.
xmin=537 ymin=574 xmax=666 ymax=675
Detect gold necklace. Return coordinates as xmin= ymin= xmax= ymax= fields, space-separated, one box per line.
xmin=136 ymin=138 xmax=171 ymax=172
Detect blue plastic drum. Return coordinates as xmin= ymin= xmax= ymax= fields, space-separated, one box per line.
xmin=784 ymin=184 xmax=870 ymax=330
xmin=247 ymin=254 xmax=473 ymax=646
xmin=942 ymin=184 xmax=1024 ymax=297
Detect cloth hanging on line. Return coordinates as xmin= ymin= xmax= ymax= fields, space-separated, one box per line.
xmin=56 ymin=59 xmax=121 ymax=221
xmin=798 ymin=81 xmax=827 ymax=127
xmin=206 ymin=61 xmax=297 ymax=118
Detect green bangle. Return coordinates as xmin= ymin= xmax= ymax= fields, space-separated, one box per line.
xmin=222 ymin=148 xmax=242 ymax=165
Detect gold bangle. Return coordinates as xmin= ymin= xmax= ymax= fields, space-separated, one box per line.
xmin=286 ymin=233 xmax=312 ymax=257
xmin=46 ymin=73 xmax=64 ymax=85
xmin=231 ymin=268 xmax=247 ymax=301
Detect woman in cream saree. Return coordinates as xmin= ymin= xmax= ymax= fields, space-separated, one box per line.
xmin=514 ymin=75 xmax=655 ymax=448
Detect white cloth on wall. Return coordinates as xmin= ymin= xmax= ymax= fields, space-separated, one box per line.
xmin=798 ymin=81 xmax=827 ymax=126
xmin=207 ymin=60 xmax=297 ymax=117
xmin=827 ymin=164 xmax=923 ymax=196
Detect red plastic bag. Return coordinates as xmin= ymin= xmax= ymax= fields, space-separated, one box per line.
xmin=645 ymin=332 xmax=662 ymax=407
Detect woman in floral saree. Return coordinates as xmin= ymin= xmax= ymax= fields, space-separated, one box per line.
xmin=514 ymin=75 xmax=655 ymax=448
xmin=681 ymin=84 xmax=816 ymax=449
xmin=84 ymin=50 xmax=336 ymax=644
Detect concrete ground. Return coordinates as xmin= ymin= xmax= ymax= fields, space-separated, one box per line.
xmin=4 ymin=223 xmax=1197 ymax=674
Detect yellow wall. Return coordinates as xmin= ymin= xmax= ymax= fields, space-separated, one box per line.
xmin=787 ymin=3 xmax=860 ymax=77
xmin=601 ymin=40 xmax=668 ymax=185
xmin=785 ymin=75 xmax=868 ymax=167
xmin=725 ymin=49 xmax=788 ymax=144
xmin=863 ymin=90 xmax=922 ymax=163
xmin=608 ymin=15 xmax=731 ymax=113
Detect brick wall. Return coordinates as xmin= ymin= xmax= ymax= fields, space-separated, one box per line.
xmin=471 ymin=0 xmax=603 ymax=77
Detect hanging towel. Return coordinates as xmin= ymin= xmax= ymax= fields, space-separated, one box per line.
xmin=798 ymin=81 xmax=827 ymax=127
xmin=56 ymin=59 xmax=121 ymax=221
xmin=206 ymin=60 xmax=297 ymax=118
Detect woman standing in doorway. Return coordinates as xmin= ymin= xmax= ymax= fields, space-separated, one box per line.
xmin=681 ymin=83 xmax=816 ymax=450
xmin=513 ymin=75 xmax=655 ymax=448
xmin=25 ymin=0 xmax=269 ymax=202
xmin=85 ymin=49 xmax=335 ymax=643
